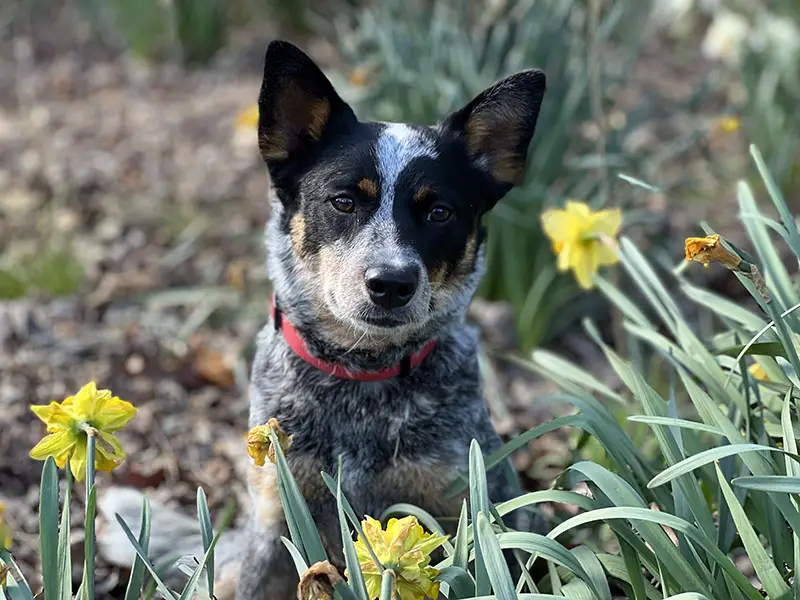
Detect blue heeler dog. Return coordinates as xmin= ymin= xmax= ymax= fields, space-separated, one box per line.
xmin=99 ymin=40 xmax=546 ymax=599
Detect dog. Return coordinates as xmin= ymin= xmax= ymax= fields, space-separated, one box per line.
xmin=99 ymin=40 xmax=546 ymax=599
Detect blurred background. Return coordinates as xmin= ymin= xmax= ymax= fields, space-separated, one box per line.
xmin=0 ymin=0 xmax=798 ymax=594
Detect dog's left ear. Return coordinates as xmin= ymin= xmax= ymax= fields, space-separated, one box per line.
xmin=258 ymin=41 xmax=356 ymax=165
xmin=439 ymin=69 xmax=546 ymax=209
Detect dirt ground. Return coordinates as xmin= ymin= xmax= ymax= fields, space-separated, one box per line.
xmin=0 ymin=4 xmax=767 ymax=597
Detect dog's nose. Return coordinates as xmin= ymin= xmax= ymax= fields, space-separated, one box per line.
xmin=364 ymin=266 xmax=419 ymax=309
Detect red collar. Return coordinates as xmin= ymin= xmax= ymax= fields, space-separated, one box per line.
xmin=270 ymin=296 xmax=436 ymax=382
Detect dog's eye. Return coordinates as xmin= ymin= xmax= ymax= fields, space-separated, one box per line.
xmin=427 ymin=206 xmax=452 ymax=223
xmin=330 ymin=196 xmax=355 ymax=214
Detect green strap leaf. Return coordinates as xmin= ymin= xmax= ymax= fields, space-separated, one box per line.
xmin=648 ymin=443 xmax=800 ymax=488
xmin=715 ymin=463 xmax=791 ymax=598
xmin=38 ymin=457 xmax=60 ymax=600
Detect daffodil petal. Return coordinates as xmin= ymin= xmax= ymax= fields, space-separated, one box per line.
xmin=557 ymin=242 xmax=575 ymax=272
xmin=96 ymin=431 xmax=126 ymax=462
xmin=69 ymin=437 xmax=88 ymax=482
xmin=364 ymin=574 xmax=382 ymax=600
xmin=29 ymin=430 xmax=76 ymax=461
xmin=590 ymin=208 xmax=622 ymax=237
xmin=92 ymin=397 xmax=137 ymax=432
xmin=593 ymin=241 xmax=620 ymax=267
xmin=72 ymin=381 xmax=98 ymax=420
xmin=95 ymin=452 xmax=121 ymax=473
xmin=541 ymin=209 xmax=573 ymax=244
xmin=30 ymin=402 xmax=74 ymax=431
xmin=572 ymin=248 xmax=596 ymax=290
xmin=565 ymin=200 xmax=592 ymax=219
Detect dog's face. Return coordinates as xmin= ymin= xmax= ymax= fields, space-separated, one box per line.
xmin=260 ymin=41 xmax=545 ymax=347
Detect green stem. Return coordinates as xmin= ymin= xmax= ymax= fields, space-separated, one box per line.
xmin=82 ymin=430 xmax=97 ymax=600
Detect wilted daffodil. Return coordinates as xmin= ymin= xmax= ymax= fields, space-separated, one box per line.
xmin=349 ymin=515 xmax=449 ymax=600
xmin=247 ymin=418 xmax=293 ymax=466
xmin=0 ymin=501 xmax=11 ymax=550
xmin=541 ymin=200 xmax=622 ymax=290
xmin=29 ymin=382 xmax=137 ymax=481
xmin=684 ymin=234 xmax=742 ymax=271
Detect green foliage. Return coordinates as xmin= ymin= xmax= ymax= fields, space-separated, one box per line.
xmin=329 ymin=0 xmax=654 ymax=349
xmin=260 ymin=145 xmax=800 ymax=599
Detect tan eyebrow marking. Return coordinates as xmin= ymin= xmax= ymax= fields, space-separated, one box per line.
xmin=357 ymin=178 xmax=378 ymax=198
xmin=414 ymin=185 xmax=435 ymax=203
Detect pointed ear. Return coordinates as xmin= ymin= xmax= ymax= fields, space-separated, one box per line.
xmin=258 ymin=41 xmax=356 ymax=164
xmin=439 ymin=69 xmax=546 ymax=203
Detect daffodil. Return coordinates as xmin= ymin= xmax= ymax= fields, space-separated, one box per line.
xmin=716 ymin=116 xmax=740 ymax=134
xmin=349 ymin=515 xmax=448 ymax=600
xmin=0 ymin=501 xmax=11 ymax=549
xmin=748 ymin=363 xmax=769 ymax=382
xmin=541 ymin=200 xmax=622 ymax=290
xmin=29 ymin=382 xmax=137 ymax=481
xmin=236 ymin=104 xmax=259 ymax=129
xmin=246 ymin=418 xmax=293 ymax=466
xmin=684 ymin=234 xmax=742 ymax=271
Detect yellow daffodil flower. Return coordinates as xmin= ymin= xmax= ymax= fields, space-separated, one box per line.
xmin=246 ymin=418 xmax=293 ymax=466
xmin=684 ymin=234 xmax=742 ymax=271
xmin=236 ymin=104 xmax=259 ymax=129
xmin=0 ymin=501 xmax=11 ymax=550
xmin=541 ymin=200 xmax=622 ymax=290
xmin=349 ymin=515 xmax=448 ymax=600
xmin=716 ymin=116 xmax=740 ymax=134
xmin=29 ymin=382 xmax=137 ymax=481
xmin=748 ymin=363 xmax=769 ymax=382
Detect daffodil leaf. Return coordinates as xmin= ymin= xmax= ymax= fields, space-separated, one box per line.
xmin=336 ymin=460 xmax=371 ymax=600
xmin=114 ymin=514 xmax=179 ymax=600
xmin=178 ymin=518 xmax=226 ymax=600
xmin=451 ymin=500 xmax=470 ymax=572
xmin=196 ymin=488 xmax=214 ymax=598
xmin=715 ymin=341 xmax=787 ymax=358
xmin=280 ymin=537 xmax=308 ymax=575
xmin=57 ymin=461 xmax=72 ymax=600
xmin=716 ymin=463 xmax=791 ymax=599
xmin=437 ymin=566 xmax=475 ymax=599
xmin=648 ymin=443 xmax=800 ymax=489
xmin=38 ymin=457 xmax=60 ymax=600
xmin=123 ymin=496 xmax=151 ymax=600
xmin=468 ymin=441 xmax=490 ymax=596
xmin=476 ymin=513 xmax=515 ymax=600
xmin=269 ymin=429 xmax=327 ymax=565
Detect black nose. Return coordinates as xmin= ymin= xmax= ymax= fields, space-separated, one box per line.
xmin=364 ymin=265 xmax=419 ymax=309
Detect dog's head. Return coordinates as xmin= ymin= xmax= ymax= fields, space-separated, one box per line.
xmin=260 ymin=41 xmax=545 ymax=349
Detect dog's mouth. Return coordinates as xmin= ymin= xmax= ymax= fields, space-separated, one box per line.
xmin=360 ymin=314 xmax=407 ymax=328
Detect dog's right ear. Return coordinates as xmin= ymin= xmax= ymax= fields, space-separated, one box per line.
xmin=258 ymin=41 xmax=356 ymax=165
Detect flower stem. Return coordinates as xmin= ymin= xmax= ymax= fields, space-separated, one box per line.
xmin=82 ymin=430 xmax=97 ymax=600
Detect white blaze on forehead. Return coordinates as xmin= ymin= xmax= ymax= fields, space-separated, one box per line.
xmin=374 ymin=124 xmax=437 ymax=221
